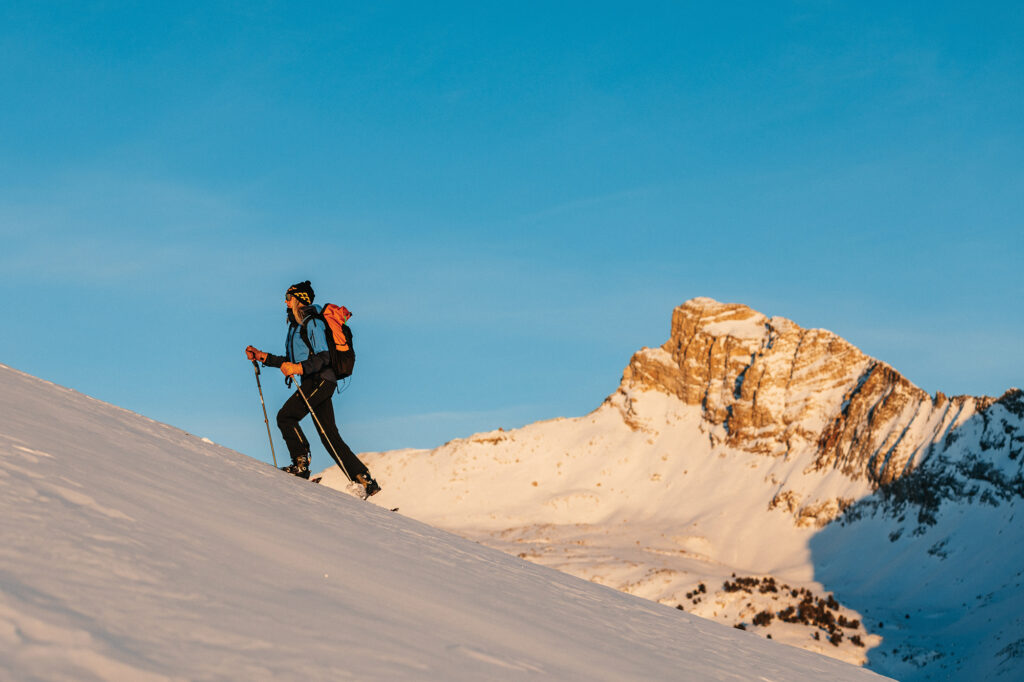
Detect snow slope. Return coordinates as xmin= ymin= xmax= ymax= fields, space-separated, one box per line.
xmin=350 ymin=388 xmax=1024 ymax=680
xmin=347 ymin=390 xmax=886 ymax=665
xmin=0 ymin=363 xmax=886 ymax=681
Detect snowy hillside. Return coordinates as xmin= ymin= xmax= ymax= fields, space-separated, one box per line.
xmin=340 ymin=299 xmax=1024 ymax=681
xmin=0 ymin=363 xmax=887 ymax=681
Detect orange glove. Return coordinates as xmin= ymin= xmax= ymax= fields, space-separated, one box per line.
xmin=281 ymin=362 xmax=303 ymax=378
xmin=246 ymin=346 xmax=268 ymax=363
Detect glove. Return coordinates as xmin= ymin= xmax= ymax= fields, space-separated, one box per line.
xmin=281 ymin=362 xmax=303 ymax=378
xmin=245 ymin=346 xmax=268 ymax=363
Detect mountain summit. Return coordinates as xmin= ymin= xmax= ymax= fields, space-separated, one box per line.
xmin=354 ymin=298 xmax=1024 ymax=681
xmin=619 ymin=297 xmax=1022 ymax=525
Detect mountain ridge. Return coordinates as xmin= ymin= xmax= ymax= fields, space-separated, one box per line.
xmin=615 ymin=298 xmax=1021 ymax=527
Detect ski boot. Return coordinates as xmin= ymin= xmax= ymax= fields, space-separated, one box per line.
xmin=280 ymin=453 xmax=311 ymax=479
xmin=356 ymin=473 xmax=381 ymax=497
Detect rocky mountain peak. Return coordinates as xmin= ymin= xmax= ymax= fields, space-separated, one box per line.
xmin=620 ymin=298 xmax=983 ymax=487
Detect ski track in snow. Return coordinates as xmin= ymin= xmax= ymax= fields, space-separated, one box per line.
xmin=0 ymin=364 xmax=888 ymax=681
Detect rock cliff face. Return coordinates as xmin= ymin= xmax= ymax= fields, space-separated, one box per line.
xmin=619 ymin=298 xmax=1014 ymax=490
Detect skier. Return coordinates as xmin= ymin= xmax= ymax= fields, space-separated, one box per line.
xmin=245 ymin=281 xmax=380 ymax=497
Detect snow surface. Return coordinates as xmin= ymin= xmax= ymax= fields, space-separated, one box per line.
xmin=700 ymin=317 xmax=768 ymax=341
xmin=341 ymin=386 xmax=1024 ymax=680
xmin=0 ymin=364 xmax=887 ymax=681
xmin=347 ymin=389 xmax=885 ymax=665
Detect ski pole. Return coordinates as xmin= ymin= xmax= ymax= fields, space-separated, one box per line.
xmin=252 ymin=360 xmax=278 ymax=468
xmin=291 ymin=377 xmax=353 ymax=481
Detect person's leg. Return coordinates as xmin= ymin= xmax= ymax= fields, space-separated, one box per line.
xmin=305 ymin=379 xmax=371 ymax=482
xmin=276 ymin=388 xmax=311 ymax=475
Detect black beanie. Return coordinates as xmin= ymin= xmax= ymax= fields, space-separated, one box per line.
xmin=286 ymin=280 xmax=315 ymax=306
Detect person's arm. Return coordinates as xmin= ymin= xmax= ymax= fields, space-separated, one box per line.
xmin=262 ymin=352 xmax=285 ymax=368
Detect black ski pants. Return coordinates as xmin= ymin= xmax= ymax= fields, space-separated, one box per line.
xmin=277 ymin=376 xmax=369 ymax=482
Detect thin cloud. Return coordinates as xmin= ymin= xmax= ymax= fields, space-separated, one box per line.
xmin=0 ymin=170 xmax=260 ymax=286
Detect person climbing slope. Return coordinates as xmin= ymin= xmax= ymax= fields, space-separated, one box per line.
xmin=246 ymin=280 xmax=380 ymax=497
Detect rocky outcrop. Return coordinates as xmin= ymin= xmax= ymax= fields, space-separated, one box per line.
xmin=619 ymin=298 xmax=1010 ymax=490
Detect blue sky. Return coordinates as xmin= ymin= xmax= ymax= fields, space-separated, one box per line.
xmin=2 ymin=2 xmax=1021 ymax=465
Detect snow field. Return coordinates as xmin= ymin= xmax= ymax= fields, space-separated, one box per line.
xmin=349 ymin=388 xmax=883 ymax=666
xmin=0 ymin=364 xmax=887 ymax=681
xmin=342 ymin=382 xmax=1024 ymax=679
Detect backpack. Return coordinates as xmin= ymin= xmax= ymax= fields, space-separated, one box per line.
xmin=299 ymin=304 xmax=355 ymax=379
